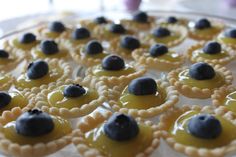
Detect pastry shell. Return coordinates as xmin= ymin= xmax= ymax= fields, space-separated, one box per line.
xmin=0 ymin=71 xmax=14 ymax=91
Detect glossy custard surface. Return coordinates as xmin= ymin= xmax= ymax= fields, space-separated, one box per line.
xmin=12 ymin=39 xmax=38 ymax=50
xmin=192 ymin=50 xmax=229 ymax=60
xmin=31 ymin=49 xmax=68 ymax=59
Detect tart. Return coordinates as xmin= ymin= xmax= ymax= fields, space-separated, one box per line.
xmin=160 ymin=105 xmax=236 ymax=157
xmin=34 ymin=77 xmax=108 ymax=118
xmin=188 ymin=18 xmax=224 ymax=40
xmin=79 ymin=16 xmax=112 ymax=31
xmin=0 ymin=108 xmax=72 ymax=157
xmin=132 ymin=44 xmax=184 ymax=71
xmin=120 ymin=11 xmax=155 ymax=32
xmin=109 ymin=77 xmax=179 ymax=118
xmin=217 ymin=28 xmax=236 ymax=49
xmin=157 ymin=16 xmax=188 ymax=26
xmin=0 ymin=71 xmax=14 ymax=91
xmin=142 ymin=25 xmax=188 ymax=47
xmin=14 ymin=59 xmax=71 ymax=92
xmin=85 ymin=55 xmax=146 ymax=88
xmin=70 ymin=40 xmax=109 ymax=67
xmin=73 ymin=111 xmax=160 ymax=157
xmin=31 ymin=40 xmax=70 ymax=60
xmin=167 ymin=62 xmax=233 ymax=99
xmin=109 ymin=35 xmax=147 ymax=59
xmin=187 ymin=41 xmax=235 ymax=65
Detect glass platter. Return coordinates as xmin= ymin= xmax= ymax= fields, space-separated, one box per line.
xmin=0 ymin=10 xmax=236 ymax=157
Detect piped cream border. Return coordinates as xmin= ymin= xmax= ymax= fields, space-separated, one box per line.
xmin=0 ymin=71 xmax=14 ymax=91
xmin=72 ymin=110 xmax=161 ymax=157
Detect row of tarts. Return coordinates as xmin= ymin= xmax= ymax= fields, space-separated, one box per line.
xmin=0 ymin=11 xmax=236 ymax=157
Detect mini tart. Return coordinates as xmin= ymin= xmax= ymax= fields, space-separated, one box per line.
xmin=212 ymin=86 xmax=236 ymax=113
xmin=217 ymin=31 xmax=236 ymax=49
xmin=62 ymin=36 xmax=94 ymax=50
xmin=132 ymin=48 xmax=184 ymax=71
xmin=78 ymin=18 xmax=112 ymax=31
xmin=14 ymin=58 xmax=71 ymax=92
xmin=0 ymin=71 xmax=14 ymax=91
xmin=157 ymin=17 xmax=189 ymax=26
xmin=85 ymin=62 xmax=146 ymax=88
xmin=188 ymin=20 xmax=224 ymax=41
xmin=167 ymin=64 xmax=233 ymax=99
xmin=69 ymin=45 xmax=109 ymax=67
xmin=187 ymin=41 xmax=235 ymax=65
xmin=34 ymin=77 xmax=108 ymax=118
xmin=72 ymin=110 xmax=160 ymax=157
xmin=0 ymin=107 xmax=72 ymax=157
xmin=109 ymin=37 xmax=148 ymax=59
xmin=109 ymin=79 xmax=179 ymax=118
xmin=160 ymin=105 xmax=236 ymax=157
xmin=142 ymin=25 xmax=188 ymax=47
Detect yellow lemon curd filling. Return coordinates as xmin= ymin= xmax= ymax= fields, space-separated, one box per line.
xmin=0 ymin=75 xmax=12 ymax=85
xmin=0 ymin=91 xmax=28 ymax=114
xmin=223 ymin=91 xmax=236 ymax=113
xmin=151 ymin=32 xmax=180 ymax=44
xmin=47 ymin=85 xmax=98 ymax=109
xmin=43 ymin=31 xmax=61 ymax=39
xmin=85 ymin=123 xmax=153 ymax=157
xmin=178 ymin=69 xmax=225 ymax=89
xmin=31 ymin=49 xmax=68 ymax=59
xmin=12 ymin=39 xmax=38 ymax=50
xmin=80 ymin=49 xmax=109 ymax=60
xmin=191 ymin=26 xmax=221 ymax=36
xmin=70 ymin=38 xmax=91 ymax=46
xmin=118 ymin=86 xmax=166 ymax=109
xmin=168 ymin=110 xmax=236 ymax=148
xmin=192 ymin=50 xmax=229 ymax=60
xmin=146 ymin=51 xmax=182 ymax=62
xmin=15 ymin=67 xmax=63 ymax=89
xmin=217 ymin=33 xmax=236 ymax=45
xmin=92 ymin=64 xmax=136 ymax=77
xmin=3 ymin=116 xmax=72 ymax=145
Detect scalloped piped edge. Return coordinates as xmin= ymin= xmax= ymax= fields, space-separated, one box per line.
xmin=85 ymin=62 xmax=146 ymax=88
xmin=33 ymin=76 xmax=109 ymax=118
xmin=0 ymin=107 xmax=72 ymax=157
xmin=132 ymin=48 xmax=185 ymax=71
xmin=167 ymin=64 xmax=233 ymax=99
xmin=72 ymin=110 xmax=161 ymax=157
xmin=0 ymin=72 xmax=14 ymax=91
xmin=108 ymin=79 xmax=179 ymax=118
xmin=159 ymin=105 xmax=236 ymax=157
xmin=186 ymin=41 xmax=235 ymax=65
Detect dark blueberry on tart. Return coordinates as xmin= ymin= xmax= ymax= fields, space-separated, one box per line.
xmin=94 ymin=16 xmax=107 ymax=24
xmin=133 ymin=11 xmax=148 ymax=23
xmin=195 ymin=18 xmax=211 ymax=29
xmin=0 ymin=50 xmax=9 ymax=58
xmin=19 ymin=33 xmax=36 ymax=44
xmin=188 ymin=114 xmax=222 ymax=139
xmin=104 ymin=113 xmax=139 ymax=141
xmin=128 ymin=77 xmax=157 ymax=95
xmin=63 ymin=84 xmax=86 ymax=98
xmin=72 ymin=27 xmax=90 ymax=40
xmin=225 ymin=28 xmax=236 ymax=38
xmin=203 ymin=41 xmax=221 ymax=54
xmin=149 ymin=44 xmax=168 ymax=57
xmin=0 ymin=92 xmax=11 ymax=109
xmin=189 ymin=62 xmax=215 ymax=80
xmin=102 ymin=55 xmax=125 ymax=71
xmin=27 ymin=60 xmax=49 ymax=79
xmin=167 ymin=16 xmax=178 ymax=24
xmin=16 ymin=109 xmax=54 ymax=137
xmin=153 ymin=27 xmax=171 ymax=38
xmin=109 ymin=24 xmax=126 ymax=34
xmin=120 ymin=36 xmax=140 ymax=50
xmin=40 ymin=40 xmax=59 ymax=55
xmin=48 ymin=21 xmax=66 ymax=33
xmin=85 ymin=40 xmax=103 ymax=55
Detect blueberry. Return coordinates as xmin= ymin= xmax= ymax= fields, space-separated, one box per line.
xmin=94 ymin=16 xmax=107 ymax=24
xmin=63 ymin=84 xmax=86 ymax=98
xmin=27 ymin=60 xmax=49 ymax=79
xmin=167 ymin=16 xmax=178 ymax=24
xmin=188 ymin=114 xmax=222 ymax=139
xmin=225 ymin=29 xmax=236 ymax=38
xmin=128 ymin=77 xmax=157 ymax=95
xmin=19 ymin=33 xmax=36 ymax=44
xmin=16 ymin=109 xmax=54 ymax=137
xmin=109 ymin=24 xmax=126 ymax=34
xmin=40 ymin=40 xmax=59 ymax=55
xmin=195 ymin=18 xmax=211 ymax=29
xmin=102 ymin=55 xmax=125 ymax=71
xmin=48 ymin=21 xmax=65 ymax=33
xmin=133 ymin=11 xmax=148 ymax=23
xmin=120 ymin=36 xmax=140 ymax=50
xmin=149 ymin=44 xmax=168 ymax=57
xmin=0 ymin=50 xmax=9 ymax=58
xmin=189 ymin=62 xmax=215 ymax=80
xmin=203 ymin=41 xmax=221 ymax=54
xmin=104 ymin=113 xmax=139 ymax=141
xmin=153 ymin=27 xmax=171 ymax=38
xmin=72 ymin=27 xmax=90 ymax=40
xmin=85 ymin=40 xmax=103 ymax=55
xmin=0 ymin=92 xmax=11 ymax=109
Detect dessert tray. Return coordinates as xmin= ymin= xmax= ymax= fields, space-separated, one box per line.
xmin=0 ymin=10 xmax=236 ymax=157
